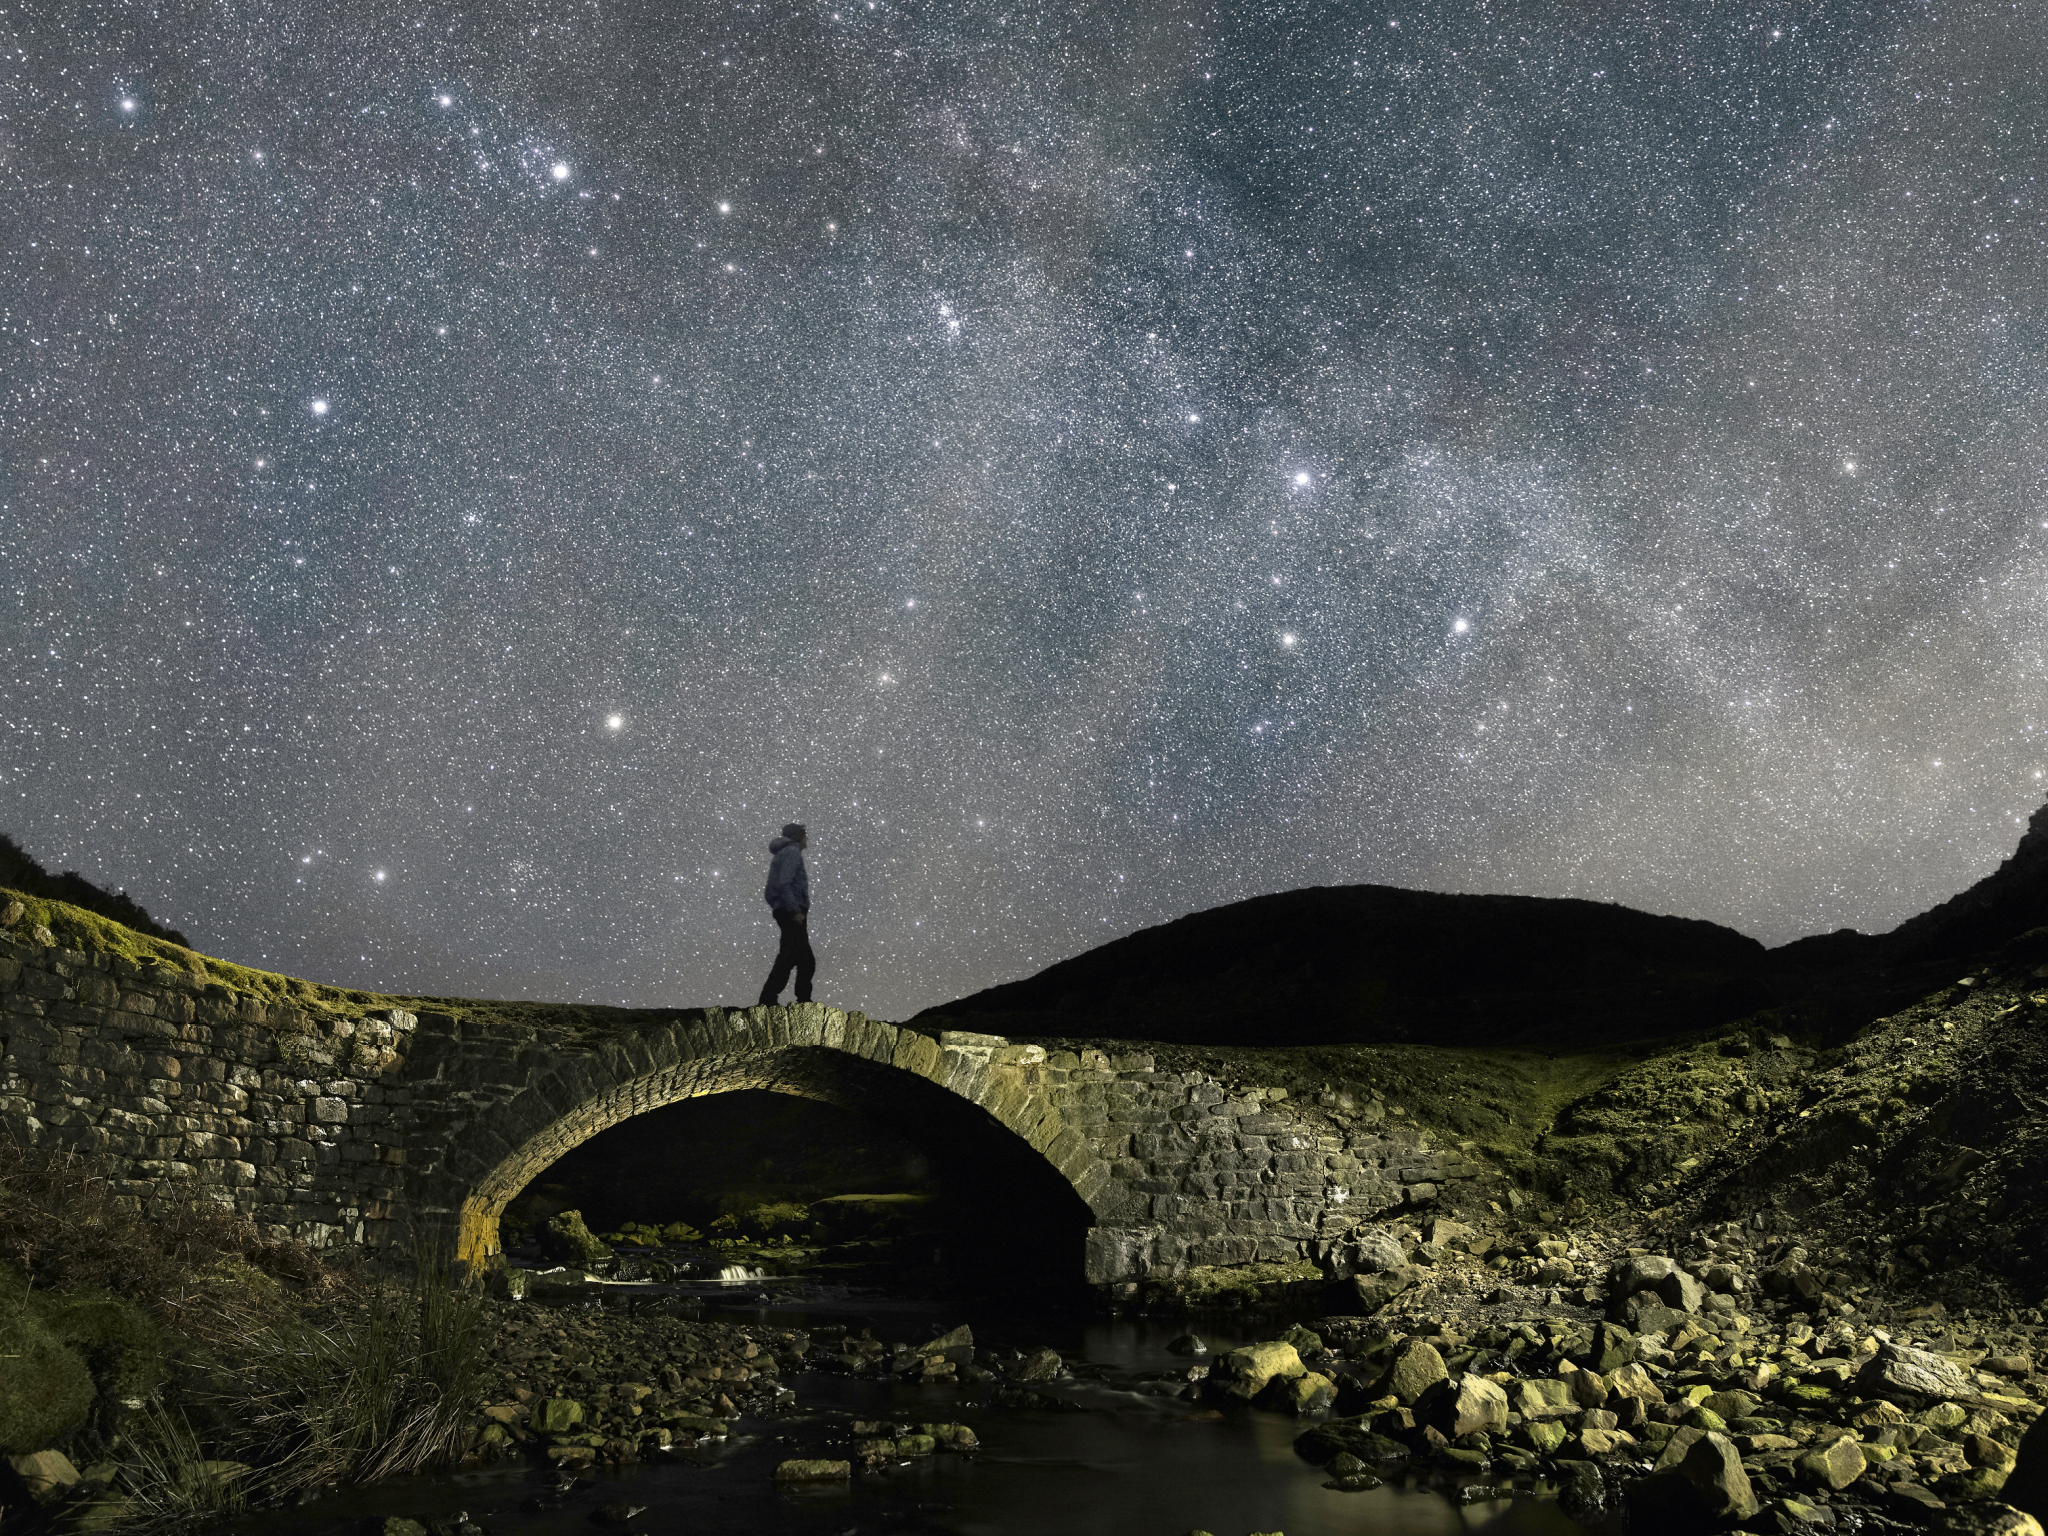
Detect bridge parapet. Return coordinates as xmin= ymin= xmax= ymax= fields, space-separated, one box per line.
xmin=0 ymin=933 xmax=1475 ymax=1285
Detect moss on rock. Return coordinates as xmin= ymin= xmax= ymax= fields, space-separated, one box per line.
xmin=39 ymin=1287 xmax=166 ymax=1405
xmin=540 ymin=1210 xmax=612 ymax=1266
xmin=0 ymin=1300 xmax=95 ymax=1454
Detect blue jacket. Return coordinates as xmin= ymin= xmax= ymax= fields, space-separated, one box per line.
xmin=763 ymin=836 xmax=809 ymax=912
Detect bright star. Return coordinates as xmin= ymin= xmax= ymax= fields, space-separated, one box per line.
xmin=719 ymin=201 xmax=732 ymax=214
xmin=1453 ymin=619 xmax=1470 ymax=633
xmin=606 ymin=714 xmax=624 ymax=730
xmin=311 ymin=399 xmax=329 ymax=415
xmin=1294 ymin=472 xmax=1311 ymax=486
xmin=439 ymin=94 xmax=453 ymax=107
xmin=374 ymin=870 xmax=386 ymax=882
xmin=121 ymin=98 xmax=136 ymax=113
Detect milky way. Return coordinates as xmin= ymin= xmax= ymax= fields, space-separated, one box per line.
xmin=5 ymin=0 xmax=2045 ymax=1016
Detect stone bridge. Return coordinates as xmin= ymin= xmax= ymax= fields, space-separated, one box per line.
xmin=0 ymin=930 xmax=1481 ymax=1286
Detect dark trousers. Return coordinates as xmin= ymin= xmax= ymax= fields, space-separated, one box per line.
xmin=760 ymin=909 xmax=815 ymax=1004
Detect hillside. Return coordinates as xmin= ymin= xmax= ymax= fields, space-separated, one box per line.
xmin=914 ymin=806 xmax=2048 ymax=1050
xmin=0 ymin=832 xmax=189 ymax=948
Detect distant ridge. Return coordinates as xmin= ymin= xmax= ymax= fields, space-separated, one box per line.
xmin=0 ymin=832 xmax=190 ymax=948
xmin=915 ymin=884 xmax=1775 ymax=1049
xmin=1881 ymin=802 xmax=2048 ymax=961
xmin=915 ymin=801 xmax=2048 ymax=1049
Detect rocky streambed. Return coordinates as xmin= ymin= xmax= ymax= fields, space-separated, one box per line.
xmin=147 ymin=1207 xmax=2046 ymax=1536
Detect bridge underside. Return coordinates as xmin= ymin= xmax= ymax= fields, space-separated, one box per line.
xmin=447 ymin=1042 xmax=1096 ymax=1284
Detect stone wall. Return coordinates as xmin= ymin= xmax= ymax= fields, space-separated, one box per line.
xmin=0 ymin=930 xmax=1483 ymax=1285
xmin=0 ymin=932 xmax=416 ymax=1250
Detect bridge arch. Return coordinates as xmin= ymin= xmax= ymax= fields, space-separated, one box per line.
xmin=420 ymin=1005 xmax=1117 ymax=1277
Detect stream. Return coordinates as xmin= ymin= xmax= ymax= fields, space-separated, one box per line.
xmin=236 ymin=1280 xmax=1596 ymax=1536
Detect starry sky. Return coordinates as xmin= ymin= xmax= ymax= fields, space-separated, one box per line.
xmin=5 ymin=0 xmax=2046 ymax=1017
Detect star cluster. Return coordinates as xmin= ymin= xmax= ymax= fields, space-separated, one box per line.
xmin=4 ymin=0 xmax=2045 ymax=1015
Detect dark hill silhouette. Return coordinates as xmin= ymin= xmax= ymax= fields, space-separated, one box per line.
xmin=915 ymin=885 xmax=1778 ymax=1049
xmin=916 ymin=802 xmax=2048 ymax=1049
xmin=0 ymin=831 xmax=190 ymax=948
xmin=1881 ymin=801 xmax=2048 ymax=961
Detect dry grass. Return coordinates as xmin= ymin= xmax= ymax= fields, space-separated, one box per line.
xmin=0 ymin=1139 xmax=494 ymax=1530
xmin=0 ymin=1138 xmax=336 ymax=1335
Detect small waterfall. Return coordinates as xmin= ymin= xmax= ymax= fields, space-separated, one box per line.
xmin=717 ymin=1264 xmax=766 ymax=1284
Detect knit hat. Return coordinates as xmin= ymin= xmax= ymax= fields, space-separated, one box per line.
xmin=781 ymin=822 xmax=807 ymax=842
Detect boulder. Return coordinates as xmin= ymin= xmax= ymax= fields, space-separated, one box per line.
xmin=1520 ymin=1418 xmax=1568 ymax=1456
xmin=1890 ymin=1484 xmax=1948 ymax=1518
xmin=1166 ymin=1334 xmax=1209 ymax=1355
xmin=1214 ymin=1340 xmax=1305 ymax=1400
xmin=1766 ymin=1259 xmax=1825 ymax=1302
xmin=1294 ymin=1418 xmax=1412 ymax=1467
xmin=1349 ymin=1227 xmax=1408 ymax=1275
xmin=1350 ymin=1265 xmax=1421 ymax=1313
xmin=1949 ymin=1466 xmax=2014 ymax=1503
xmin=773 ymin=1459 xmax=850 ymax=1481
xmin=1619 ymin=1293 xmax=1688 ymax=1335
xmin=1270 ymin=1372 xmax=1337 ymax=1415
xmin=1632 ymin=1430 xmax=1759 ymax=1527
xmin=1606 ymin=1362 xmax=1667 ymax=1405
xmin=1654 ymin=1425 xmax=1709 ymax=1470
xmin=1859 ymin=1341 xmax=1976 ymax=1403
xmin=2002 ymin=1411 xmax=2048 ymax=1523
xmin=539 ymin=1210 xmax=612 ymax=1266
xmin=1573 ymin=1427 xmax=1637 ymax=1457
xmin=1281 ymin=1324 xmax=1323 ymax=1356
xmin=1011 ymin=1347 xmax=1064 ymax=1382
xmin=531 ymin=1399 xmax=585 ymax=1434
xmin=1794 ymin=1435 xmax=1866 ymax=1491
xmin=1565 ymin=1366 xmax=1609 ymax=1408
xmin=1417 ymin=1375 xmax=1508 ymax=1438
xmin=1380 ymin=1338 xmax=1448 ymax=1403
xmin=1657 ymin=1268 xmax=1707 ymax=1313
xmin=5 ymin=1450 xmax=81 ymax=1505
xmin=1511 ymin=1378 xmax=1576 ymax=1421
xmin=1577 ymin=1321 xmax=1639 ymax=1373
xmin=1971 ymin=1434 xmax=2021 ymax=1473
xmin=1619 ymin=1255 xmax=1683 ymax=1292
xmin=1700 ymin=1389 xmax=1760 ymax=1421
xmin=914 ymin=1325 xmax=974 ymax=1364
xmin=1938 ymin=1506 xmax=2046 ymax=1536
xmin=1323 ymin=1448 xmax=1383 ymax=1491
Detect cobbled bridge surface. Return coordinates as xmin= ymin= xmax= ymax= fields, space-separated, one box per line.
xmin=0 ymin=933 xmax=1480 ymax=1285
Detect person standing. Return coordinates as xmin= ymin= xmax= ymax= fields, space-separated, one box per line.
xmin=758 ymin=822 xmax=814 ymax=1005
